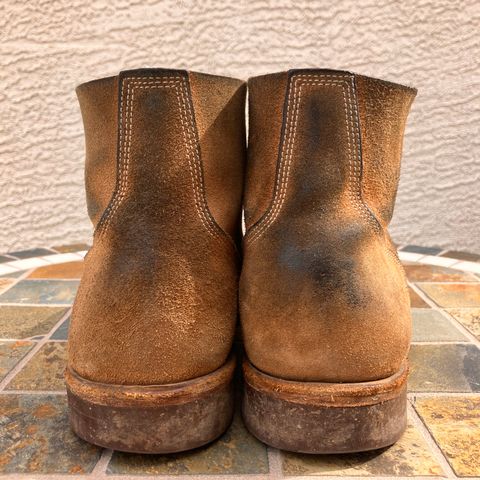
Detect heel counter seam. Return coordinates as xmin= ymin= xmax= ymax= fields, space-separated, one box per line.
xmin=245 ymin=72 xmax=382 ymax=245
xmin=94 ymin=74 xmax=234 ymax=249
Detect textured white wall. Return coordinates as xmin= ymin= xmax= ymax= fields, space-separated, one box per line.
xmin=1 ymin=0 xmax=479 ymax=252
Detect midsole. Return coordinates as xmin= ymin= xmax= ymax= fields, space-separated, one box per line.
xmin=66 ymin=355 xmax=235 ymax=408
xmin=243 ymin=359 xmax=408 ymax=407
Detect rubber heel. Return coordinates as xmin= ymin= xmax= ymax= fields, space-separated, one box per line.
xmin=242 ymin=359 xmax=408 ymax=454
xmin=66 ymin=356 xmax=235 ymax=454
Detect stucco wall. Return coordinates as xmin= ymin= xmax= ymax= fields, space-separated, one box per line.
xmin=1 ymin=0 xmax=479 ymax=252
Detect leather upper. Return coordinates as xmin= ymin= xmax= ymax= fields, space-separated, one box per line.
xmin=69 ymin=69 xmax=246 ymax=385
xmin=240 ymin=69 xmax=416 ymax=383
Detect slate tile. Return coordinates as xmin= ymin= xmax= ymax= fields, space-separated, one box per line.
xmin=440 ymin=251 xmax=480 ymax=262
xmin=0 ymin=394 xmax=101 ymax=473
xmin=51 ymin=315 xmax=71 ymax=340
xmin=414 ymin=397 xmax=480 ymax=477
xmin=405 ymin=264 xmax=477 ymax=282
xmin=108 ymin=413 xmax=269 ymax=475
xmin=0 ymin=341 xmax=34 ymax=381
xmin=8 ymin=248 xmax=55 ymax=259
xmin=51 ymin=243 xmax=90 ymax=253
xmin=401 ymin=245 xmax=443 ymax=255
xmin=0 ymin=280 xmax=79 ymax=305
xmin=28 ymin=261 xmax=84 ymax=279
xmin=418 ymin=283 xmax=480 ymax=308
xmin=7 ymin=342 xmax=66 ymax=391
xmin=0 ymin=270 xmax=25 ymax=279
xmin=0 ymin=278 xmax=14 ymax=294
xmin=409 ymin=287 xmax=430 ymax=308
xmin=0 ymin=306 xmax=68 ymax=339
xmin=412 ymin=309 xmax=468 ymax=342
xmin=408 ymin=344 xmax=480 ymax=392
xmin=447 ymin=308 xmax=480 ymax=340
xmin=282 ymin=421 xmax=443 ymax=476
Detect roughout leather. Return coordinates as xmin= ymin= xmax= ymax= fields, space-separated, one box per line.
xmin=69 ymin=68 xmax=246 ymax=385
xmin=76 ymin=75 xmax=118 ymax=227
xmin=240 ymin=69 xmax=416 ymax=383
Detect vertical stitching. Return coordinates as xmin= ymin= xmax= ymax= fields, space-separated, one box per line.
xmin=245 ymin=73 xmax=381 ymax=245
xmin=96 ymin=76 xmax=227 ymax=245
xmin=176 ymin=77 xmax=224 ymax=240
xmin=344 ymin=77 xmax=382 ymax=234
xmin=246 ymin=75 xmax=345 ymax=244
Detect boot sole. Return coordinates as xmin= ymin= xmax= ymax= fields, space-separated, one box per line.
xmin=242 ymin=358 xmax=408 ymax=454
xmin=65 ymin=355 xmax=235 ymax=454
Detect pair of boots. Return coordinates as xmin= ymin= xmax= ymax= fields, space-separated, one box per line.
xmin=66 ymin=68 xmax=416 ymax=454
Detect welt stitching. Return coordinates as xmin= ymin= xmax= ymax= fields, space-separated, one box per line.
xmin=97 ymin=76 xmax=221 ymax=241
xmin=246 ymin=75 xmax=348 ymax=244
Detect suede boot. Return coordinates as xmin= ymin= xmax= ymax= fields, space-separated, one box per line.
xmin=240 ymin=69 xmax=416 ymax=453
xmin=66 ymin=69 xmax=246 ymax=453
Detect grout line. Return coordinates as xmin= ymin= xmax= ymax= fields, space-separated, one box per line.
xmin=409 ymin=391 xmax=480 ymax=399
xmin=267 ymin=447 xmax=283 ymax=478
xmin=0 ymin=250 xmax=86 ymax=274
xmin=409 ymin=282 xmax=480 ymax=348
xmin=0 ymin=269 xmax=34 ymax=295
xmin=0 ymin=307 xmax=71 ymax=391
xmin=43 ymin=247 xmax=60 ymax=254
xmin=407 ymin=402 xmax=457 ymax=479
xmin=0 ymin=302 xmax=75 ymax=308
xmin=10 ymin=278 xmax=81 ymax=282
xmin=1 ymin=254 xmax=18 ymax=260
xmin=0 ymin=389 xmax=66 ymax=395
xmin=91 ymin=449 xmax=113 ymax=475
xmin=21 ymin=277 xmax=82 ymax=281
xmin=414 ymin=281 xmax=480 ymax=285
xmin=411 ymin=341 xmax=471 ymax=345
xmin=0 ymin=337 xmax=66 ymax=342
xmin=11 ymin=278 xmax=80 ymax=283
xmin=100 ymin=474 xmax=278 ymax=480
xmin=436 ymin=309 xmax=480 ymax=348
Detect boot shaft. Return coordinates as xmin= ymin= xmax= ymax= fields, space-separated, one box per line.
xmin=244 ymin=69 xmax=416 ymax=238
xmin=240 ymin=69 xmax=416 ymax=384
xmin=77 ymin=69 xmax=246 ymax=244
xmin=69 ymin=69 xmax=246 ymax=386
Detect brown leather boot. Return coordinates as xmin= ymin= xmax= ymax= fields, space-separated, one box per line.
xmin=240 ymin=69 xmax=416 ymax=453
xmin=66 ymin=69 xmax=246 ymax=453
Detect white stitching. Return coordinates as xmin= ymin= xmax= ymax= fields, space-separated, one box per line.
xmin=176 ymin=77 xmax=223 ymax=240
xmin=343 ymin=77 xmax=381 ymax=233
xmin=246 ymin=73 xmax=380 ymax=244
xmin=96 ymin=76 xmax=225 ymax=243
xmin=246 ymin=76 xmax=345 ymax=243
xmin=97 ymin=78 xmax=178 ymax=234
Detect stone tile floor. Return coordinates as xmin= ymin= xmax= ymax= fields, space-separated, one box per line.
xmin=0 ymin=244 xmax=479 ymax=479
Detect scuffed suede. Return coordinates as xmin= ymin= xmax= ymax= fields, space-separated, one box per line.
xmin=243 ymin=72 xmax=289 ymax=228
xmin=355 ymin=75 xmax=416 ymax=226
xmin=68 ymin=68 xmax=246 ymax=385
xmin=240 ymin=69 xmax=416 ymax=383
xmin=76 ymin=76 xmax=119 ymax=227
xmin=189 ymin=72 xmax=246 ymax=244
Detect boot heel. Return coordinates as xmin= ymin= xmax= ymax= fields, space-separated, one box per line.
xmin=242 ymin=359 xmax=408 ymax=454
xmin=65 ymin=356 xmax=235 ymax=454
